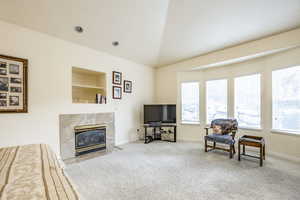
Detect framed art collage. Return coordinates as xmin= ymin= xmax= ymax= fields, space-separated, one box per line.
xmin=0 ymin=55 xmax=28 ymax=113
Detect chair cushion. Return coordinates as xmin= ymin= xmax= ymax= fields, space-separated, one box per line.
xmin=211 ymin=119 xmax=238 ymax=134
xmin=205 ymin=133 xmax=235 ymax=145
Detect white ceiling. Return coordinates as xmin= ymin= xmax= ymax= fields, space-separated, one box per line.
xmin=0 ymin=0 xmax=300 ymax=67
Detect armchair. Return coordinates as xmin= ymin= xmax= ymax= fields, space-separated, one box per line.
xmin=204 ymin=119 xmax=238 ymax=158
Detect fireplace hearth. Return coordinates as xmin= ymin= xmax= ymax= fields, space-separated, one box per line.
xmin=74 ymin=124 xmax=106 ymax=156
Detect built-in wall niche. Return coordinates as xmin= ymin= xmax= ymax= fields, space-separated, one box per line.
xmin=72 ymin=67 xmax=107 ymax=104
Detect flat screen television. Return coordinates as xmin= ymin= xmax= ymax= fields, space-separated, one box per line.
xmin=144 ymin=104 xmax=176 ymax=124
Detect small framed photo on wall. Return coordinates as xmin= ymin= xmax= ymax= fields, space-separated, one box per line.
xmin=113 ymin=86 xmax=122 ymax=99
xmin=112 ymin=71 xmax=122 ymax=85
xmin=123 ymin=80 xmax=132 ymax=93
xmin=0 ymin=55 xmax=28 ymax=113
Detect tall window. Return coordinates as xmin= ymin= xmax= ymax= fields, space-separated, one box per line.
xmin=234 ymin=74 xmax=261 ymax=128
xmin=272 ymin=66 xmax=300 ymax=132
xmin=181 ymin=82 xmax=199 ymax=122
xmin=206 ymin=79 xmax=228 ymax=124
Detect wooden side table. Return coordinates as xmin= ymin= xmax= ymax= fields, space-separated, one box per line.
xmin=238 ymin=135 xmax=265 ymax=167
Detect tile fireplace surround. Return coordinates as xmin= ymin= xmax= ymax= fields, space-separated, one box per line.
xmin=59 ymin=113 xmax=115 ymax=161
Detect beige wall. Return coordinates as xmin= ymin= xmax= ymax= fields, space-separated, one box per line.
xmin=155 ymin=30 xmax=300 ymax=160
xmin=0 ymin=20 xmax=154 ymax=155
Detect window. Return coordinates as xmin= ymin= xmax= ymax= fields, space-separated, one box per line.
xmin=181 ymin=82 xmax=199 ymax=122
xmin=206 ymin=79 xmax=228 ymax=124
xmin=234 ymin=74 xmax=261 ymax=128
xmin=272 ymin=66 xmax=300 ymax=133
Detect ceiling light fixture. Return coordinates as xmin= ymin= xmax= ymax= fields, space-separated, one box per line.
xmin=112 ymin=41 xmax=119 ymax=46
xmin=74 ymin=26 xmax=84 ymax=33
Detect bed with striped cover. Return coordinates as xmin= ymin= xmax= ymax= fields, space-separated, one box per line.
xmin=0 ymin=144 xmax=79 ymax=200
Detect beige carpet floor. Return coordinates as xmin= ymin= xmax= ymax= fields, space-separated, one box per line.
xmin=65 ymin=141 xmax=300 ymax=200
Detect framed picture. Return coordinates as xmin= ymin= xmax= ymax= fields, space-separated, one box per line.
xmin=10 ymin=77 xmax=21 ymax=84
xmin=112 ymin=71 xmax=122 ymax=85
xmin=123 ymin=80 xmax=132 ymax=93
xmin=0 ymin=77 xmax=8 ymax=91
xmin=9 ymin=64 xmax=20 ymax=75
xmin=9 ymin=96 xmax=19 ymax=106
xmin=0 ymin=55 xmax=28 ymax=113
xmin=0 ymin=68 xmax=7 ymax=75
xmin=0 ymin=61 xmax=6 ymax=68
xmin=112 ymin=86 xmax=122 ymax=99
xmin=0 ymin=93 xmax=7 ymax=99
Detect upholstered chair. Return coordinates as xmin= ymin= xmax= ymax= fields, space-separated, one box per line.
xmin=204 ymin=119 xmax=238 ymax=158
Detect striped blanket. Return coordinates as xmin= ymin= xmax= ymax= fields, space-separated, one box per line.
xmin=0 ymin=144 xmax=79 ymax=200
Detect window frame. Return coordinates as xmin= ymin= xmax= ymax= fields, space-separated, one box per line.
xmin=271 ymin=65 xmax=300 ymax=134
xmin=205 ymin=78 xmax=228 ymax=124
xmin=180 ymin=81 xmax=200 ymax=124
xmin=234 ymin=73 xmax=262 ymax=129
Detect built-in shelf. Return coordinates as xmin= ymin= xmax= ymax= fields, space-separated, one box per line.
xmin=72 ymin=67 xmax=107 ymax=104
xmin=72 ymin=84 xmax=104 ymax=90
xmin=72 ymin=98 xmax=99 ymax=104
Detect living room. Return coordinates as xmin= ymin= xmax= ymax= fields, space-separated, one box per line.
xmin=0 ymin=1 xmax=300 ymax=200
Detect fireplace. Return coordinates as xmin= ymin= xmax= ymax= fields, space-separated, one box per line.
xmin=74 ymin=124 xmax=106 ymax=156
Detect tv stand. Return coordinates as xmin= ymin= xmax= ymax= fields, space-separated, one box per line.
xmin=144 ymin=124 xmax=177 ymax=144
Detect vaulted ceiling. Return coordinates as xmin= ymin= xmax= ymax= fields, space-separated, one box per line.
xmin=0 ymin=0 xmax=300 ymax=67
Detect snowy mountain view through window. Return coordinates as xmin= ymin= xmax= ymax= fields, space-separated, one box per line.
xmin=272 ymin=66 xmax=300 ymax=132
xmin=181 ymin=82 xmax=199 ymax=122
